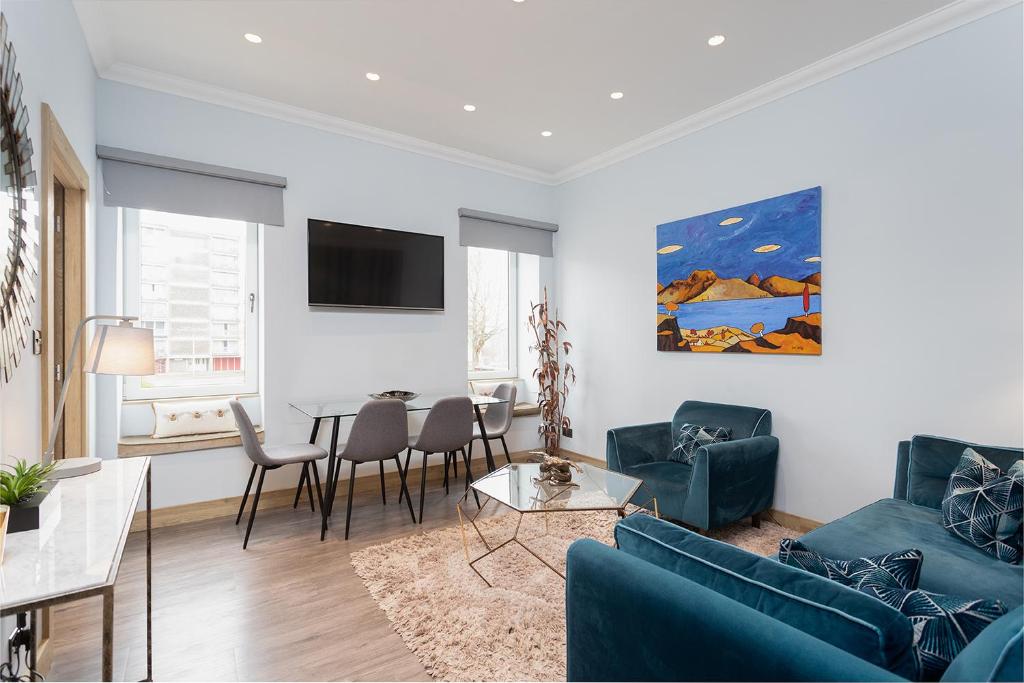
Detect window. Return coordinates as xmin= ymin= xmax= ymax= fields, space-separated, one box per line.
xmin=467 ymin=247 xmax=517 ymax=379
xmin=123 ymin=209 xmax=259 ymax=399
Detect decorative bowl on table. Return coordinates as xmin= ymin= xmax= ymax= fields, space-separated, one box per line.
xmin=369 ymin=390 xmax=420 ymax=402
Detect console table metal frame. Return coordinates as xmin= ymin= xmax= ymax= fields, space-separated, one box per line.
xmin=0 ymin=459 xmax=152 ymax=682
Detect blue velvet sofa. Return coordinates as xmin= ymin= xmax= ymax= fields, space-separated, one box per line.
xmin=606 ymin=400 xmax=778 ymax=530
xmin=567 ymin=435 xmax=1024 ymax=682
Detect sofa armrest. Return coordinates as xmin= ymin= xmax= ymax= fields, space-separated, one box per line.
xmin=606 ymin=422 xmax=673 ymax=471
xmin=566 ymin=539 xmax=901 ymax=682
xmin=682 ymin=435 xmax=780 ymax=529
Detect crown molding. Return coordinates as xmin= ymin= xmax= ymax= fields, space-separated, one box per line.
xmin=98 ymin=62 xmax=560 ymax=185
xmin=554 ymin=0 xmax=1020 ymax=184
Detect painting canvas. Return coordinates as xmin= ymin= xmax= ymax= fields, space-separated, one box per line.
xmin=656 ymin=186 xmax=821 ymax=355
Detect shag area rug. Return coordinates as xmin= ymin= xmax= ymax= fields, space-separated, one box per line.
xmin=350 ymin=510 xmax=794 ymax=682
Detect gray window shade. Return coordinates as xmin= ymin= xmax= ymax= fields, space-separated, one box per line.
xmin=458 ymin=208 xmax=558 ymax=257
xmin=97 ymin=146 xmax=287 ymax=226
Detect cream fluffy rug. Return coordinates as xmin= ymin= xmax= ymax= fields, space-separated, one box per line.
xmin=350 ymin=510 xmax=794 ymax=682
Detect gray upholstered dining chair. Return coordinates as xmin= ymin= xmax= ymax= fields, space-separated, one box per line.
xmin=331 ymin=399 xmax=417 ymax=539
xmin=401 ymin=396 xmax=474 ymax=524
xmin=468 ymin=382 xmax=516 ymax=467
xmin=230 ymin=400 xmax=328 ymax=549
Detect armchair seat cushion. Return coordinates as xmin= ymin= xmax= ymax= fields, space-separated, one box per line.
xmin=797 ymin=499 xmax=1023 ymax=608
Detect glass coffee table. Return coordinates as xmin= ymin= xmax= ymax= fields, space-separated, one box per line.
xmin=456 ymin=462 xmax=658 ymax=586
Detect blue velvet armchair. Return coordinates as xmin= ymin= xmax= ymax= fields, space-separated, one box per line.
xmin=606 ymin=400 xmax=778 ymax=530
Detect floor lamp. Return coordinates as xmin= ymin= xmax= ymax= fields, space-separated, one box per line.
xmin=45 ymin=315 xmax=154 ymax=479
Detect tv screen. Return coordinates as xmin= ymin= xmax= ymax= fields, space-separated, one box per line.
xmin=307 ymin=220 xmax=444 ymax=310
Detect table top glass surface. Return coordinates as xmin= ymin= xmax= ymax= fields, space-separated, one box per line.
xmin=470 ymin=462 xmax=643 ymax=512
xmin=289 ymin=393 xmax=507 ymax=419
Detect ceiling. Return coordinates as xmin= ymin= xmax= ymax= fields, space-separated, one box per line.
xmin=74 ymin=0 xmax=976 ymax=181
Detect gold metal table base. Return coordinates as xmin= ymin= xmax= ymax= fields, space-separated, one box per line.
xmin=455 ymin=488 xmax=658 ymax=588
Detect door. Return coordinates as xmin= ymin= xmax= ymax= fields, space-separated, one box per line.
xmin=52 ymin=179 xmax=65 ymax=459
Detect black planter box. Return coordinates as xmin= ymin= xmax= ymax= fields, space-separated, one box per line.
xmin=7 ymin=480 xmax=58 ymax=533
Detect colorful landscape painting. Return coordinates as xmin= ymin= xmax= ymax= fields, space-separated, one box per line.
xmin=656 ymin=186 xmax=822 ymax=355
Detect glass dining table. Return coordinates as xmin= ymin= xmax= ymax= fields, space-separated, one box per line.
xmin=288 ymin=393 xmax=510 ymax=539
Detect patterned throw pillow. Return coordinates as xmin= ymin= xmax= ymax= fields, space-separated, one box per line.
xmin=778 ymin=539 xmax=923 ymax=590
xmin=858 ymin=585 xmax=1007 ymax=681
xmin=941 ymin=448 xmax=1023 ymax=564
xmin=669 ymin=423 xmax=731 ymax=464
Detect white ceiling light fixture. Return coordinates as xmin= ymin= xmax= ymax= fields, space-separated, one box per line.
xmin=512 ymin=0 xmax=526 ymax=3
xmin=541 ymin=130 xmax=553 ymax=137
xmin=365 ymin=72 xmax=381 ymax=81
xmin=243 ymin=33 xmax=262 ymax=44
xmin=610 ymin=91 xmax=624 ymax=100
xmin=463 ymin=104 xmax=476 ymax=112
xmin=707 ymin=34 xmax=726 ymax=46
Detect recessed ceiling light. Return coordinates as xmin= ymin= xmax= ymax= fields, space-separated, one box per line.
xmin=463 ymin=104 xmax=477 ymax=112
xmin=610 ymin=91 xmax=624 ymax=100
xmin=513 ymin=0 xmax=526 ymax=3
xmin=244 ymin=33 xmax=262 ymax=44
xmin=707 ymin=34 xmax=726 ymax=46
xmin=541 ymin=130 xmax=553 ymax=137
xmin=365 ymin=72 xmax=381 ymax=81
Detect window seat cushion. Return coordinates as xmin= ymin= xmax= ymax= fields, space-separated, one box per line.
xmin=118 ymin=427 xmax=264 ymax=457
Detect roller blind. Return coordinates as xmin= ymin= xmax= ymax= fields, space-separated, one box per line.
xmin=97 ymin=146 xmax=287 ymax=226
xmin=458 ymin=208 xmax=558 ymax=257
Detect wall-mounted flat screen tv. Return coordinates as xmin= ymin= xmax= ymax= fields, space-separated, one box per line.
xmin=307 ymin=220 xmax=444 ymax=310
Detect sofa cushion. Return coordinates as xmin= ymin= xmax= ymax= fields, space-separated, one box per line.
xmin=941 ymin=606 xmax=1023 ymax=682
xmin=615 ymin=514 xmax=917 ymax=678
xmin=942 ymin=450 xmax=1023 ymax=564
xmin=669 ymin=423 xmax=731 ymax=464
xmin=860 ymin=585 xmax=1007 ymax=681
xmin=906 ymin=435 xmax=1023 ymax=510
xmin=797 ymin=499 xmax=1023 ymax=608
xmin=779 ymin=539 xmax=923 ymax=590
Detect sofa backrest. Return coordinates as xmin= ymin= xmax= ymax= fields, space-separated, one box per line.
xmin=614 ymin=514 xmax=918 ymax=679
xmin=672 ymin=400 xmax=772 ymax=442
xmin=902 ymin=435 xmax=1023 ymax=510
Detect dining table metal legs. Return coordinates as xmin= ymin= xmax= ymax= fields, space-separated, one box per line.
xmin=320 ymin=417 xmax=342 ymax=541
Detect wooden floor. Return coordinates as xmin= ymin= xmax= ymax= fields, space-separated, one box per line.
xmin=47 ymin=471 xmax=505 ymax=682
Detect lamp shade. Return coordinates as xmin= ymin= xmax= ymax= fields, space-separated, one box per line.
xmin=84 ymin=323 xmax=155 ymax=376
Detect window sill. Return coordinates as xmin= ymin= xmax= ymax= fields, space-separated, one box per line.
xmin=118 ymin=427 xmax=264 ymax=458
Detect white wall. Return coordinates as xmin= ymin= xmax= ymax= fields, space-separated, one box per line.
xmin=0 ymin=0 xmax=96 ymax=465
xmin=554 ymin=6 xmax=1024 ymax=524
xmin=94 ymin=79 xmax=557 ymax=508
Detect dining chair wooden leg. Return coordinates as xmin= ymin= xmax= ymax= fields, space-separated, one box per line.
xmin=243 ymin=466 xmax=267 ymax=549
xmin=293 ymin=463 xmax=307 ymax=509
xmin=379 ymin=460 xmax=387 ymax=505
xmin=459 ymin=447 xmax=481 ymax=508
xmin=500 ymin=436 xmax=512 ymax=465
xmin=443 ymin=452 xmax=450 ymax=495
xmin=452 ymin=452 xmax=458 ymax=480
xmin=398 ymin=448 xmax=412 ymax=504
xmin=237 ymin=464 xmax=257 ymax=525
xmin=304 ymin=462 xmax=316 ymax=511
xmin=418 ymin=451 xmax=430 ymax=524
xmin=311 ymin=461 xmax=324 ymax=512
xmin=394 ymin=455 xmax=417 ymax=523
xmin=344 ymin=461 xmax=357 ymax=540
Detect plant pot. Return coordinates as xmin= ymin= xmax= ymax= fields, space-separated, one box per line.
xmin=7 ymin=480 xmax=59 ymax=533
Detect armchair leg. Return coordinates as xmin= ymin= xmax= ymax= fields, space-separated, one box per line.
xmin=379 ymin=460 xmax=387 ymax=505
xmin=443 ymin=452 xmax=451 ymax=495
xmin=500 ymin=436 xmax=512 ymax=465
xmin=243 ymin=466 xmax=267 ymax=549
xmin=752 ymin=512 xmax=762 ymax=529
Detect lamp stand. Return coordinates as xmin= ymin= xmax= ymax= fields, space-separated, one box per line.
xmin=45 ymin=314 xmax=137 ymax=478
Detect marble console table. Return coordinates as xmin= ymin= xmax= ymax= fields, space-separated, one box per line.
xmin=0 ymin=457 xmax=152 ymax=681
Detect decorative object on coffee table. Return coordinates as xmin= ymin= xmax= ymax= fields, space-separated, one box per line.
xmin=528 ymin=287 xmax=575 ymax=455
xmin=455 ymin=462 xmax=656 ymax=586
xmin=368 ymin=390 xmax=419 ymax=402
xmin=533 ymin=452 xmax=582 ymax=486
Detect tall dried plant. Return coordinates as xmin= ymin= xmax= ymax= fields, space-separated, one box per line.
xmin=528 ymin=287 xmax=575 ymax=455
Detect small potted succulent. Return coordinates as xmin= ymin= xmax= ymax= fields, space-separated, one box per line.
xmin=1 ymin=459 xmax=58 ymax=533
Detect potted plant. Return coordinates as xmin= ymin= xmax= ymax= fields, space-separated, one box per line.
xmin=1 ymin=459 xmax=58 ymax=533
xmin=527 ymin=287 xmax=576 ymax=456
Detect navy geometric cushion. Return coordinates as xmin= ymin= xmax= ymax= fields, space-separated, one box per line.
xmin=779 ymin=539 xmax=923 ymax=590
xmin=669 ymin=423 xmax=731 ymax=464
xmin=941 ymin=448 xmax=1023 ymax=564
xmin=859 ymin=585 xmax=1007 ymax=681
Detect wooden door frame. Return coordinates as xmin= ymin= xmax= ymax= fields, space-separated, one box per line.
xmin=37 ymin=103 xmax=89 ymax=675
xmin=39 ymin=102 xmax=89 ymax=462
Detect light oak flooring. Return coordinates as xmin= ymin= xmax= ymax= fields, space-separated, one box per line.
xmin=47 ymin=472 xmax=505 ymax=681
